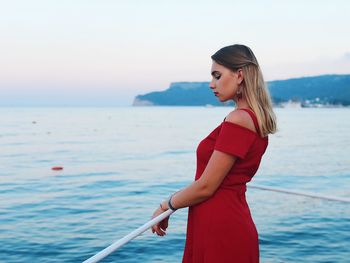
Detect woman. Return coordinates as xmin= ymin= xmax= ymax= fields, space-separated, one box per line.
xmin=151 ymin=44 xmax=277 ymax=263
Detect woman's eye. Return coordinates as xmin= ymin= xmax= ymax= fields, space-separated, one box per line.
xmin=214 ymin=75 xmax=221 ymax=80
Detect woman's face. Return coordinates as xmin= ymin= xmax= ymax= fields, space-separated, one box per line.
xmin=210 ymin=61 xmax=243 ymax=102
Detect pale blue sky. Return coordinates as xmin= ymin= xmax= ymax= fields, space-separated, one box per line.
xmin=1 ymin=0 xmax=349 ymax=106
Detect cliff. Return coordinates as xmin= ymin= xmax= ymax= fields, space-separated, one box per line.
xmin=133 ymin=74 xmax=350 ymax=106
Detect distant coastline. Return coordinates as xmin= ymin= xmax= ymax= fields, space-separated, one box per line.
xmin=133 ymin=74 xmax=350 ymax=108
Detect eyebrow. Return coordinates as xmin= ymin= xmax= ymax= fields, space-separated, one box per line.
xmin=211 ymin=70 xmax=220 ymax=76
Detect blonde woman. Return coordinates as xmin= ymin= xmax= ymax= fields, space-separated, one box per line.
xmin=151 ymin=44 xmax=277 ymax=263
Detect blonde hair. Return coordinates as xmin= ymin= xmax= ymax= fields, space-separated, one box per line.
xmin=211 ymin=44 xmax=277 ymax=137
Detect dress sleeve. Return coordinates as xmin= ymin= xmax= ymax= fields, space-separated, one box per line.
xmin=214 ymin=122 xmax=256 ymax=159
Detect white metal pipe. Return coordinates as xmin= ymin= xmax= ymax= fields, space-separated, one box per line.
xmin=249 ymin=184 xmax=350 ymax=203
xmin=83 ymin=184 xmax=349 ymax=263
xmin=83 ymin=209 xmax=174 ymax=263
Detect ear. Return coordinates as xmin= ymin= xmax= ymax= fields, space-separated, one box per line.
xmin=236 ymin=69 xmax=244 ymax=85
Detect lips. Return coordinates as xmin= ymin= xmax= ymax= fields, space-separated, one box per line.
xmin=214 ymin=92 xmax=219 ymax=96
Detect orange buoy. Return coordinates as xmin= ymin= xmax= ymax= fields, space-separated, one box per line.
xmin=52 ymin=166 xmax=63 ymax=171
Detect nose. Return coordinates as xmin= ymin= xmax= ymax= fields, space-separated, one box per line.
xmin=209 ymin=79 xmax=215 ymax=90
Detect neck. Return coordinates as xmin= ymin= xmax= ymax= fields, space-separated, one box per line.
xmin=234 ymin=99 xmax=250 ymax=109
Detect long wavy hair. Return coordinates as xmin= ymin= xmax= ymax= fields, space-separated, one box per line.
xmin=211 ymin=44 xmax=277 ymax=137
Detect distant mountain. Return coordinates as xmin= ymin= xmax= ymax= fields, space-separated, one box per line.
xmin=133 ymin=82 xmax=233 ymax=107
xmin=132 ymin=74 xmax=350 ymax=106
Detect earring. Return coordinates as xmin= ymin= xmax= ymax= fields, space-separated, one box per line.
xmin=236 ymin=87 xmax=243 ymax=100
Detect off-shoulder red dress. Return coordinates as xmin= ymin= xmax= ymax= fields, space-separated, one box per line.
xmin=182 ymin=108 xmax=268 ymax=263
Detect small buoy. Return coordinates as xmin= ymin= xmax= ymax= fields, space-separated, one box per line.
xmin=52 ymin=166 xmax=63 ymax=171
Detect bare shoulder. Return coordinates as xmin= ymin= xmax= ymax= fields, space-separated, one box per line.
xmin=225 ymin=109 xmax=256 ymax=132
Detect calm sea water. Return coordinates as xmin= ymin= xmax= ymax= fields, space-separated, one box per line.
xmin=0 ymin=106 xmax=349 ymax=263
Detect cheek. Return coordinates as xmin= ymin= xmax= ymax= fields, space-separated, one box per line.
xmin=220 ymin=77 xmax=234 ymax=91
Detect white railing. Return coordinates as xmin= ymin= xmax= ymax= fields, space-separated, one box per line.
xmin=83 ymin=184 xmax=349 ymax=262
xmin=249 ymin=184 xmax=350 ymax=203
xmin=83 ymin=209 xmax=174 ymax=263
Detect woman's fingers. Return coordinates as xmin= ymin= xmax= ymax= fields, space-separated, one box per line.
xmin=152 ymin=223 xmax=166 ymax=236
xmin=160 ymin=218 xmax=168 ymax=231
xmin=156 ymin=225 xmax=165 ymax=236
xmin=150 ymin=208 xmax=170 ymax=236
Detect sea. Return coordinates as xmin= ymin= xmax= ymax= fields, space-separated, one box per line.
xmin=0 ymin=106 xmax=349 ymax=263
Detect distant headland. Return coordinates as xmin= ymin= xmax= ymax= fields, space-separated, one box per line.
xmin=132 ymin=74 xmax=350 ymax=108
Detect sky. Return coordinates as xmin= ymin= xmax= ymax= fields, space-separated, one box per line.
xmin=1 ymin=0 xmax=350 ymax=106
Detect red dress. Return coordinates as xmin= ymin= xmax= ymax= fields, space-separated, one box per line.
xmin=182 ymin=109 xmax=268 ymax=263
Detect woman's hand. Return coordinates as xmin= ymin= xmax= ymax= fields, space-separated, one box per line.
xmin=151 ymin=206 xmax=169 ymax=236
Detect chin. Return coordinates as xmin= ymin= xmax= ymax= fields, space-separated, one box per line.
xmin=219 ymin=97 xmax=229 ymax=102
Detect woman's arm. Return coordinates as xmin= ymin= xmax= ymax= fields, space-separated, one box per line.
xmin=162 ymin=150 xmax=237 ymax=210
xmin=152 ymin=111 xmax=252 ymax=235
xmin=151 ymin=150 xmax=236 ymax=236
xmin=161 ymin=110 xmax=254 ymax=210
